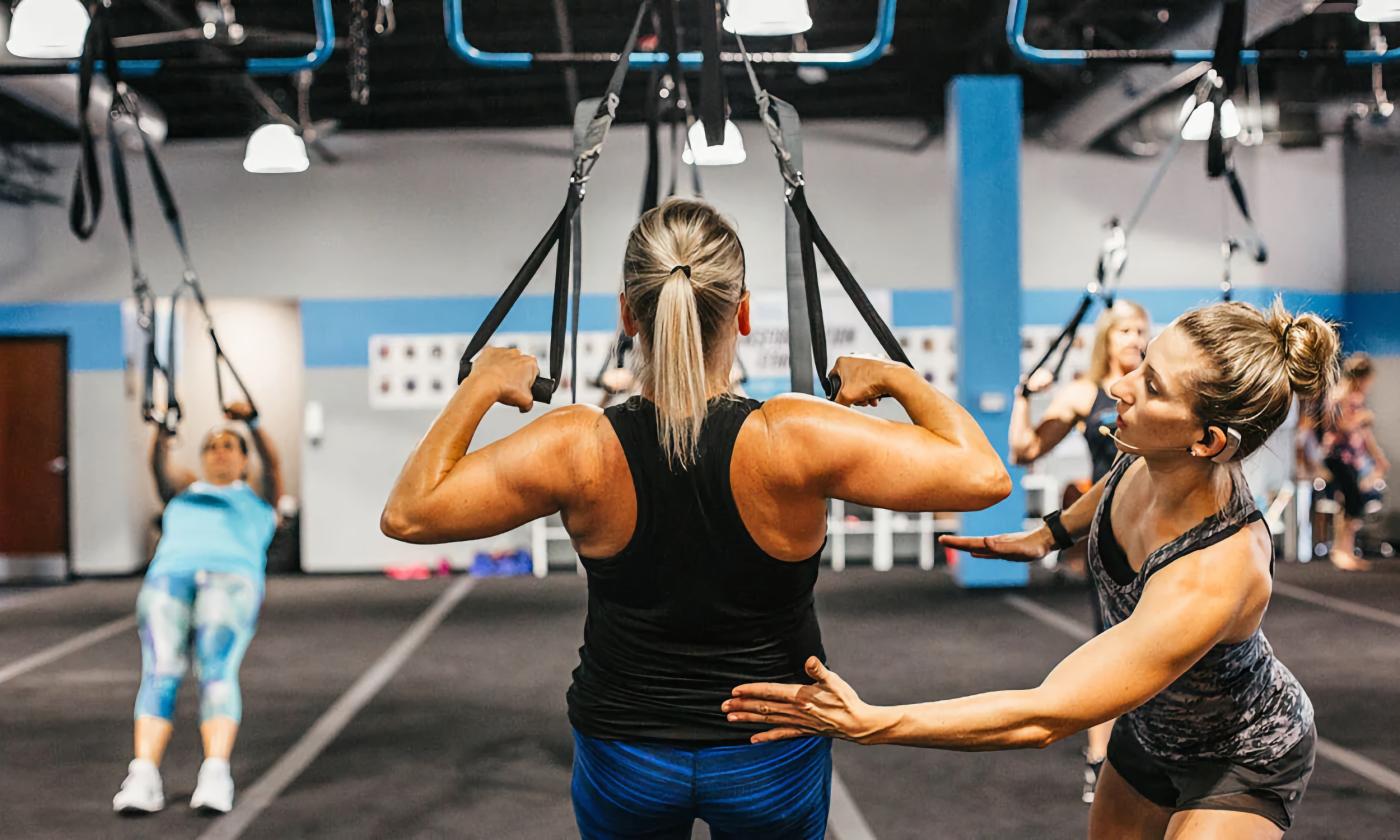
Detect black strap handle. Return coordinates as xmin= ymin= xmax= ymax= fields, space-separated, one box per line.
xmin=70 ymin=5 xmax=255 ymax=432
xmin=698 ymin=0 xmax=725 ymax=147
xmin=457 ymin=200 xmax=572 ymax=402
xmin=723 ymin=23 xmax=910 ymax=402
xmin=170 ymin=277 xmax=260 ymax=425
xmin=456 ymin=1 xmax=651 ymax=404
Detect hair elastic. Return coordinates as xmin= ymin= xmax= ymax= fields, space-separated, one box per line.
xmin=669 ymin=264 xmax=692 ymax=279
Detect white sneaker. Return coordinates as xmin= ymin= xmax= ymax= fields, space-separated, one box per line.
xmin=113 ymin=758 xmax=165 ymax=814
xmin=190 ymin=758 xmax=235 ymax=813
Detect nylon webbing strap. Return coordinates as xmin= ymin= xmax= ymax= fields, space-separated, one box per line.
xmin=71 ymin=5 xmax=254 ymax=432
xmin=773 ymin=97 xmax=816 ymax=396
xmin=167 ymin=277 xmax=260 ymax=428
xmin=1207 ymin=0 xmax=1247 ymax=181
xmin=70 ymin=2 xmax=114 ymax=244
xmin=456 ymin=0 xmax=650 ymax=403
xmin=728 ymin=29 xmax=910 ymax=399
xmin=1022 ymin=73 xmax=1202 ymax=393
xmin=642 ymin=69 xmax=662 ymax=214
xmin=658 ymin=0 xmax=701 ymax=198
xmin=698 ymin=0 xmax=724 ymax=147
xmin=1206 ymin=0 xmax=1267 ymax=266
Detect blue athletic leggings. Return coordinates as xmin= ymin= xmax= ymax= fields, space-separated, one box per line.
xmin=134 ymin=571 xmax=261 ymax=723
xmin=571 ymin=730 xmax=832 ymax=839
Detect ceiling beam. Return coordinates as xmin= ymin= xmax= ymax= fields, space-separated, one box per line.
xmin=1038 ymin=0 xmax=1322 ymax=150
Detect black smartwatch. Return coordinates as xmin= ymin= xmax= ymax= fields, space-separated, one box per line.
xmin=1042 ymin=510 xmax=1075 ymax=551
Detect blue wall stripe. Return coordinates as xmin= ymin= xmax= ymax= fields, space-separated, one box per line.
xmin=0 ymin=302 xmax=123 ymax=372
xmin=1346 ymin=292 xmax=1400 ymax=356
xmin=0 ymin=290 xmax=1384 ymax=371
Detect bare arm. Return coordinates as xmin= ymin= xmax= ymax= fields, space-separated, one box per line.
xmin=1363 ymin=429 xmax=1390 ymax=476
xmin=938 ymin=458 xmax=1118 ymax=560
xmin=1009 ymin=378 xmax=1092 ymax=466
xmin=381 ymin=348 xmax=595 ymax=544
xmin=247 ymin=423 xmax=283 ymax=506
xmin=149 ymin=427 xmax=196 ymax=505
xmin=726 ymin=532 xmax=1262 ymax=748
xmin=761 ymin=358 xmax=1011 ymax=513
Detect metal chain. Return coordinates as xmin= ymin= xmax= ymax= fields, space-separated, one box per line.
xmin=349 ymin=0 xmax=371 ymax=106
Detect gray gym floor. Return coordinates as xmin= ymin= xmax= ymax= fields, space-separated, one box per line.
xmin=1 ymin=562 xmax=1396 ymax=839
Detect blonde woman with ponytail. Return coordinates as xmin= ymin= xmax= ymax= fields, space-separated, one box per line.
xmin=728 ymin=299 xmax=1338 ymax=840
xmin=383 ymin=198 xmax=1011 ymax=838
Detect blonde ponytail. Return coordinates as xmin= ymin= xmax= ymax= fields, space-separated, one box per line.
xmin=651 ymin=270 xmax=710 ymax=467
xmin=622 ymin=198 xmax=747 ymax=469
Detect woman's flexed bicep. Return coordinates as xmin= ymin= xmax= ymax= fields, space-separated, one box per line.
xmin=381 ymin=403 xmax=601 ymax=544
xmin=759 ymin=390 xmax=1011 ymax=513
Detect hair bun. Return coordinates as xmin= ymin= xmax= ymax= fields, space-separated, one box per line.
xmin=1269 ymin=299 xmax=1339 ymax=402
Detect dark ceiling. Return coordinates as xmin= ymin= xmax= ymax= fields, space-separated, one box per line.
xmin=0 ymin=1 xmax=1393 ymax=142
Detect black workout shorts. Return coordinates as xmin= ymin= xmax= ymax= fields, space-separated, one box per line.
xmin=1107 ymin=722 xmax=1316 ymax=831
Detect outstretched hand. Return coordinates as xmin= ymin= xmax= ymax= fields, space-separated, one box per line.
xmin=724 ymin=657 xmax=889 ymax=745
xmin=938 ymin=528 xmax=1054 ymax=562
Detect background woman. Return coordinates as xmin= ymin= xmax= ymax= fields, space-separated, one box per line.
xmin=113 ymin=402 xmax=281 ymax=815
xmin=1009 ymin=298 xmax=1150 ymax=801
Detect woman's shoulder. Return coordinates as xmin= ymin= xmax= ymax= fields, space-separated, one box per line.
xmin=1061 ymin=377 xmax=1101 ymax=414
xmin=1147 ymin=521 xmax=1273 ymax=610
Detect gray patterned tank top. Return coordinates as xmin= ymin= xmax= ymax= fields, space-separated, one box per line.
xmin=1089 ymin=455 xmax=1313 ymax=766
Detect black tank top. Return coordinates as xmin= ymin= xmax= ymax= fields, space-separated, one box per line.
xmin=566 ymin=395 xmax=826 ymax=744
xmin=1083 ymin=387 xmax=1120 ymax=483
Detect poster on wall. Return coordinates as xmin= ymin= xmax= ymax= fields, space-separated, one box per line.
xmin=368 ymin=332 xmax=620 ymax=410
xmin=739 ymin=287 xmax=895 ymax=400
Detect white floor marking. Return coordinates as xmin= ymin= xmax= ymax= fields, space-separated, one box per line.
xmin=1272 ymin=581 xmax=1400 ymax=631
xmin=0 ymin=615 xmax=136 ymax=687
xmin=198 ymin=577 xmax=475 ymax=840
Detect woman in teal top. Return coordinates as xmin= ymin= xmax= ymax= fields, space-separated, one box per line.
xmin=113 ymin=402 xmax=281 ymax=816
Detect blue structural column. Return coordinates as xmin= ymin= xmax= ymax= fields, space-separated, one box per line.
xmin=948 ymin=76 xmax=1028 ymax=588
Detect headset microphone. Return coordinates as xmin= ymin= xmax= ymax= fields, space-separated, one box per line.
xmin=1098 ymin=425 xmax=1242 ymax=464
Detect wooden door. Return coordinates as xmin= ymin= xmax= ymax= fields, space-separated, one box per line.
xmin=0 ymin=337 xmax=69 ymax=581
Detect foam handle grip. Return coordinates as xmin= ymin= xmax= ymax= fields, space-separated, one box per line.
xmin=530 ymin=377 xmax=557 ymax=405
xmin=826 ymin=373 xmax=891 ymax=405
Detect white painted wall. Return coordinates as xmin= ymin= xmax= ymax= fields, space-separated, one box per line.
xmin=300 ymin=368 xmax=536 ymax=573
xmin=154 ymin=299 xmax=305 ymax=500
xmin=69 ymin=371 xmax=144 ymax=576
xmin=2 ymin=122 xmax=1345 ymax=304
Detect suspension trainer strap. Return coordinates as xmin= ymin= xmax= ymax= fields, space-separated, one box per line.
xmin=72 ymin=11 xmax=172 ymax=427
xmin=456 ymin=0 xmax=650 ymax=403
xmin=69 ymin=5 xmax=257 ymax=431
xmin=698 ymin=0 xmax=725 ymax=147
xmin=641 ymin=68 xmax=663 ymax=214
xmin=1206 ymin=0 xmax=1267 ymax=265
xmin=729 ymin=30 xmax=910 ymax=399
xmin=1207 ymin=0 xmax=1247 ymax=180
xmin=658 ymin=0 xmax=702 ymax=198
xmin=168 ymin=276 xmax=260 ymax=425
xmin=70 ymin=3 xmax=113 ymax=243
